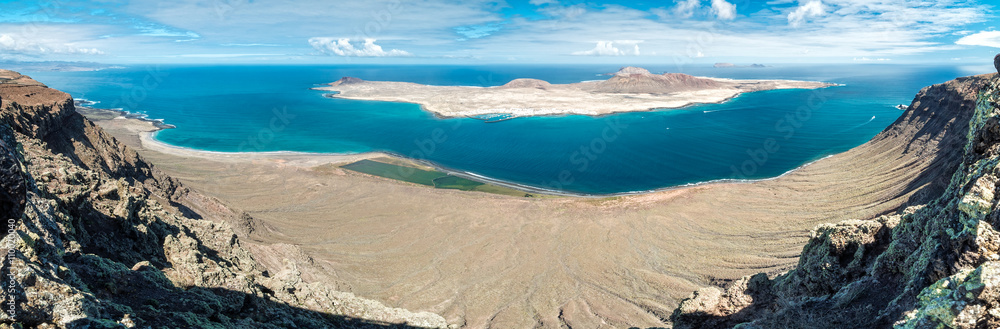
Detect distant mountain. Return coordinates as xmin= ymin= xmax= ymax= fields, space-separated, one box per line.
xmin=500 ymin=78 xmax=552 ymax=89
xmin=329 ymin=76 xmax=366 ymax=85
xmin=0 ymin=61 xmax=123 ymax=72
xmin=585 ymin=66 xmax=724 ymax=93
xmin=714 ymin=63 xmax=768 ymax=68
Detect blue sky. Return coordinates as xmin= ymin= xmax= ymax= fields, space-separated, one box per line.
xmin=0 ymin=0 xmax=997 ymax=64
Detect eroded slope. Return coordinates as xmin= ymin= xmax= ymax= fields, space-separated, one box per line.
xmin=0 ymin=70 xmax=448 ymax=328
xmin=672 ymin=74 xmax=1000 ymax=328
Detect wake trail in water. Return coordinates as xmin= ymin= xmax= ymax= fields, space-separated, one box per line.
xmin=836 ymin=116 xmax=876 ymax=134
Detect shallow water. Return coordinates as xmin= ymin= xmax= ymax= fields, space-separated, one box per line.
xmin=25 ymin=64 xmax=986 ymax=194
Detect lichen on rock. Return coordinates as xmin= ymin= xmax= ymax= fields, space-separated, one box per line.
xmin=0 ymin=70 xmax=450 ymax=328
xmin=672 ymin=73 xmax=1000 ymax=328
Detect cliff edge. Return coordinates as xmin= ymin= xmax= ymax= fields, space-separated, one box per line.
xmin=672 ymin=73 xmax=1000 ymax=328
xmin=0 ymin=69 xmax=449 ymax=328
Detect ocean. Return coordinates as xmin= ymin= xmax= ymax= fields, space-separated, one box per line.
xmin=23 ymin=64 xmax=991 ymax=195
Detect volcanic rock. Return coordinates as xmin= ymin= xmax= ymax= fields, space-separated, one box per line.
xmin=0 ymin=123 xmax=24 ymax=223
xmin=671 ymin=74 xmax=1000 ymax=329
xmin=0 ymin=69 xmax=449 ymax=328
xmin=500 ymin=78 xmax=552 ymax=89
xmin=588 ymin=68 xmax=724 ymax=94
xmin=330 ymin=76 xmax=365 ymax=86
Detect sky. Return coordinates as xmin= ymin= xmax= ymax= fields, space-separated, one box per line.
xmin=0 ymin=0 xmax=997 ymax=64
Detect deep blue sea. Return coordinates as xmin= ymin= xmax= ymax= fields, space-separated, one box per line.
xmin=23 ymin=64 xmax=992 ymax=195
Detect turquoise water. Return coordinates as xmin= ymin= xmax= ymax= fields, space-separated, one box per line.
xmin=24 ymin=64 xmax=984 ymax=194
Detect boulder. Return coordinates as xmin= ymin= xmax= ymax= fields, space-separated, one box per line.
xmin=995 ymin=54 xmax=999 ymax=74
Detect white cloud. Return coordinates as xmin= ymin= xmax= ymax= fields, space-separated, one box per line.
xmin=455 ymin=24 xmax=503 ymax=40
xmin=674 ymin=0 xmax=701 ymax=18
xmin=853 ymin=57 xmax=891 ymax=61
xmin=571 ymin=40 xmax=642 ymax=56
xmin=0 ymin=34 xmax=105 ymax=56
xmin=788 ymin=1 xmax=825 ymax=27
xmin=221 ymin=43 xmax=284 ymax=47
xmin=956 ymin=31 xmax=1000 ymax=48
xmin=711 ymin=0 xmax=736 ymax=20
xmin=529 ymin=0 xmax=559 ymax=5
xmin=0 ymin=0 xmax=989 ymax=63
xmin=539 ymin=4 xmax=587 ymax=19
xmin=308 ymin=38 xmax=412 ymax=57
xmin=176 ymin=53 xmax=285 ymax=58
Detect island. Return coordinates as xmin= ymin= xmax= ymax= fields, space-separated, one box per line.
xmin=315 ymin=66 xmax=835 ymax=118
xmin=714 ymin=63 xmax=768 ymax=68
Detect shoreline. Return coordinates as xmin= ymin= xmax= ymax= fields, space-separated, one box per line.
xmin=102 ymin=106 xmax=836 ymax=198
xmin=315 ymin=88 xmax=756 ymax=120
xmin=316 ymin=68 xmax=838 ymax=119
xmin=139 ymin=130 xmax=388 ymax=166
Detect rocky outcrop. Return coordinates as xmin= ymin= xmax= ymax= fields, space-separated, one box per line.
xmin=500 ymin=78 xmax=551 ymax=89
xmin=330 ymin=77 xmax=365 ymax=86
xmin=613 ymin=66 xmax=652 ymax=76
xmin=0 ymin=122 xmax=25 ymax=224
xmin=582 ymin=66 xmax=728 ymax=94
xmin=672 ymin=73 xmax=1000 ymax=328
xmin=995 ymin=54 xmax=999 ymax=74
xmin=0 ymin=70 xmax=449 ymax=328
xmin=586 ymin=67 xmax=725 ymax=94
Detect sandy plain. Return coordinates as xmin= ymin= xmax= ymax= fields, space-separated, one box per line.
xmin=315 ymin=68 xmax=835 ymax=118
xmin=81 ymin=81 xmax=961 ymax=328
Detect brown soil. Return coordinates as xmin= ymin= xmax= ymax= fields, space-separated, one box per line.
xmin=82 ymin=75 xmax=982 ymax=328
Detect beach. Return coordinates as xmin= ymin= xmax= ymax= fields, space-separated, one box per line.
xmin=81 ymin=94 xmax=959 ymax=328
xmin=316 ymin=68 xmax=836 ymax=118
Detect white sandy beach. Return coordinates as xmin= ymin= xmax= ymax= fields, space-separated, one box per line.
xmin=316 ymin=67 xmax=835 ymax=118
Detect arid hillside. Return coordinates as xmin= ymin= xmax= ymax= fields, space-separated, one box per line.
xmin=91 ymin=71 xmax=991 ymax=329
xmin=6 ymin=68 xmax=996 ymax=328
xmin=0 ymin=69 xmax=448 ymax=328
xmin=673 ymin=74 xmax=1000 ymax=328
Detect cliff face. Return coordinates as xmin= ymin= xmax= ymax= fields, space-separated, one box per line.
xmin=0 ymin=70 xmax=448 ymax=328
xmin=672 ymin=74 xmax=1000 ymax=328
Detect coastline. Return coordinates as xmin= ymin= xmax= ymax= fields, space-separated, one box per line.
xmin=68 ymin=75 xmax=969 ymax=329
xmin=138 ymin=130 xmax=386 ymax=167
xmin=315 ymin=87 xmax=756 ymax=120
xmin=315 ymin=71 xmax=838 ymax=119
xmin=84 ymin=105 xmax=837 ymax=198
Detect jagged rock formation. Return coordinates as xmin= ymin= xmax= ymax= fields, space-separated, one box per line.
xmin=672 ymin=73 xmax=1000 ymax=328
xmin=0 ymin=123 xmax=25 ymax=224
xmin=995 ymin=54 xmax=999 ymax=74
xmin=0 ymin=70 xmax=449 ymax=328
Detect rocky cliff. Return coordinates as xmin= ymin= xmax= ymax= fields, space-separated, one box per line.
xmin=672 ymin=73 xmax=1000 ymax=328
xmin=0 ymin=70 xmax=449 ymax=328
